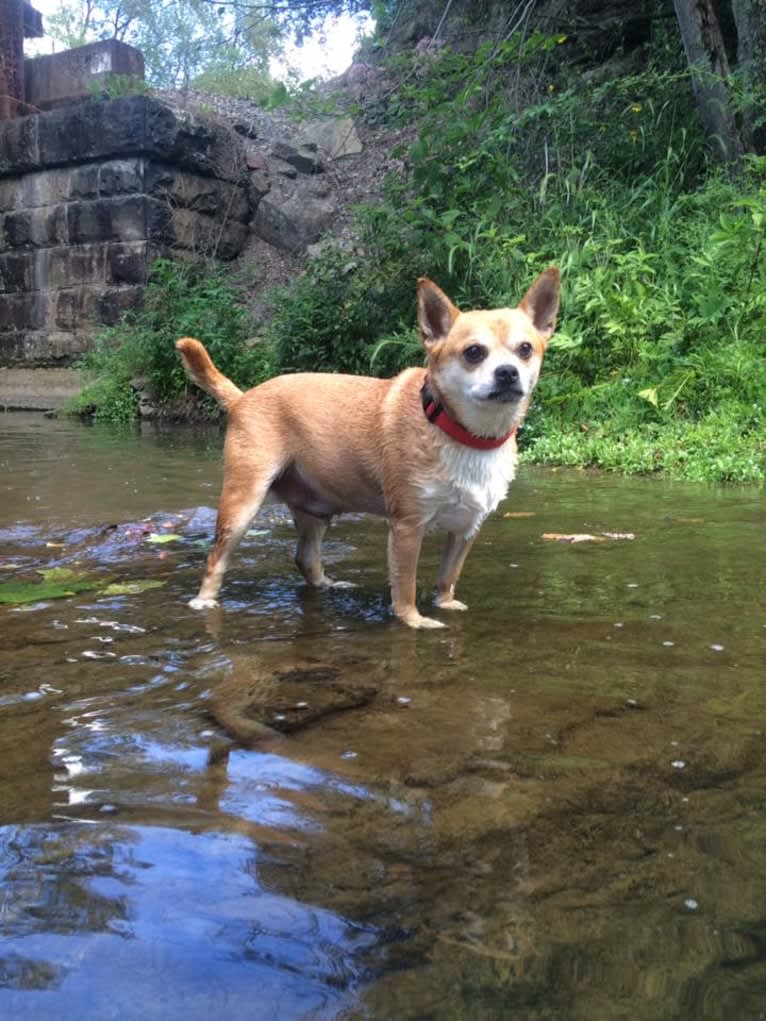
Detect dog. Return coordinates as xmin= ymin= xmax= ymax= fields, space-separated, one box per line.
xmin=176 ymin=268 xmax=560 ymax=628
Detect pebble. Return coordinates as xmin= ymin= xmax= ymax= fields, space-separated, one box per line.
xmin=671 ymin=760 xmax=686 ymax=769
xmin=709 ymin=643 xmax=725 ymax=652
xmin=684 ymin=898 xmax=699 ymax=911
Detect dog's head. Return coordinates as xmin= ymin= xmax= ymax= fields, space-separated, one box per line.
xmin=417 ymin=268 xmax=560 ymax=437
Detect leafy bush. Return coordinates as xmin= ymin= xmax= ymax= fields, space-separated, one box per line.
xmin=267 ymin=243 xmax=422 ymax=375
xmin=67 ymin=258 xmax=274 ymax=422
xmin=264 ymin=34 xmax=766 ymax=483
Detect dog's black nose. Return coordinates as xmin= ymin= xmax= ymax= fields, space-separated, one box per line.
xmin=494 ymin=364 xmax=520 ymax=387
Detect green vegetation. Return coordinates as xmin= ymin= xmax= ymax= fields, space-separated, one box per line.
xmin=66 ymin=259 xmax=273 ymax=422
xmin=0 ymin=566 xmax=167 ymax=605
xmin=266 ymin=36 xmax=766 ymax=483
xmin=66 ymin=13 xmax=765 ymax=483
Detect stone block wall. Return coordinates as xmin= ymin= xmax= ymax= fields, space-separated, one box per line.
xmin=25 ymin=40 xmax=145 ymax=111
xmin=0 ymin=94 xmax=252 ymax=366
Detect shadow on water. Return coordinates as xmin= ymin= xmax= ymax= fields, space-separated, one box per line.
xmin=0 ymin=412 xmax=765 ymax=1020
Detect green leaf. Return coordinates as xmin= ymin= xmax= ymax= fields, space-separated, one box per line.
xmin=146 ymin=533 xmax=182 ymax=544
xmin=0 ymin=576 xmax=99 ymax=605
xmin=38 ymin=566 xmax=89 ymax=583
xmin=0 ymin=565 xmax=170 ymax=605
xmin=439 ymin=209 xmax=462 ymax=227
xmin=101 ymin=579 xmax=167 ymax=596
xmin=549 ymin=331 xmax=582 ymax=351
xmin=638 ymin=387 xmax=659 ymax=407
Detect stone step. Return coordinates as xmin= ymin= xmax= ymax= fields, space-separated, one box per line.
xmin=0 ymin=367 xmax=86 ymax=410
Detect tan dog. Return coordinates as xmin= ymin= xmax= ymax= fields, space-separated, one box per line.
xmin=176 ymin=268 xmax=560 ymax=628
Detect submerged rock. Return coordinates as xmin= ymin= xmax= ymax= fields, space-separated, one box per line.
xmin=211 ymin=658 xmax=384 ymax=741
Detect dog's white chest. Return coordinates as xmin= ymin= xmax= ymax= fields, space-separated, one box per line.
xmin=418 ymin=443 xmax=517 ymax=537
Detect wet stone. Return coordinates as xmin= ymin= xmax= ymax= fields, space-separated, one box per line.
xmin=211 ymin=659 xmax=384 ymax=741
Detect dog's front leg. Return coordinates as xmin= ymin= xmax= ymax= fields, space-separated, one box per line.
xmin=388 ymin=518 xmax=446 ymax=629
xmin=434 ymin=531 xmax=476 ymax=611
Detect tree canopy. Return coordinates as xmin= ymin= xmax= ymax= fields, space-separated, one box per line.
xmin=43 ymin=0 xmax=373 ymax=89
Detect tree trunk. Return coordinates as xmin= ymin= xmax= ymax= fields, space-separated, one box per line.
xmin=732 ymin=0 xmax=766 ymax=153
xmin=0 ymin=0 xmax=25 ymax=119
xmin=672 ymin=0 xmax=747 ymax=164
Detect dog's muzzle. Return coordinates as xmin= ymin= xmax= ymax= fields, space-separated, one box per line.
xmin=485 ymin=364 xmax=524 ymax=402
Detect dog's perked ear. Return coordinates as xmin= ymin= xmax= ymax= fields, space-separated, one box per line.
xmin=518 ymin=267 xmax=561 ymax=344
xmin=417 ymin=278 xmax=461 ymax=346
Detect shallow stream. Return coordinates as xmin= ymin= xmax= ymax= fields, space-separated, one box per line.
xmin=0 ymin=411 xmax=764 ymax=1020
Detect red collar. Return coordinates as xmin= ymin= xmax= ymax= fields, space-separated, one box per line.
xmin=420 ymin=379 xmax=517 ymax=450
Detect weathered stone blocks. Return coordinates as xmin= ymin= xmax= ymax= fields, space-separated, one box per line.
xmin=108 ymin=242 xmax=149 ymax=285
xmin=0 ymin=95 xmax=249 ymax=182
xmin=24 ymin=41 xmax=145 ymax=111
xmin=0 ymin=293 xmax=46 ymax=331
xmin=0 ymin=96 xmax=252 ymax=366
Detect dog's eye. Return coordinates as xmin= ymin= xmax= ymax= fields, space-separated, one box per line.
xmin=463 ymin=344 xmax=488 ymax=364
xmin=518 ymin=341 xmax=534 ymax=360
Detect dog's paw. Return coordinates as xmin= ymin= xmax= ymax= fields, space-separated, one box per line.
xmin=434 ymin=597 xmax=468 ymax=612
xmin=399 ymin=612 xmax=448 ymax=630
xmin=413 ymin=615 xmax=448 ymax=630
xmin=189 ymin=596 xmax=219 ymax=610
xmin=320 ymin=577 xmax=357 ymax=590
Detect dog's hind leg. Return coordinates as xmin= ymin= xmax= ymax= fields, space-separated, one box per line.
xmin=190 ymin=470 xmax=274 ymax=610
xmin=292 ymin=509 xmax=355 ymax=589
xmin=433 ymin=531 xmax=476 ymax=611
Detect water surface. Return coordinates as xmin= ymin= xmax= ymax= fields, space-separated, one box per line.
xmin=0 ymin=411 xmax=764 ymax=1020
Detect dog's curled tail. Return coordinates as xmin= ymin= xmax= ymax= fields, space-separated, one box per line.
xmin=176 ymin=337 xmax=243 ymax=412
